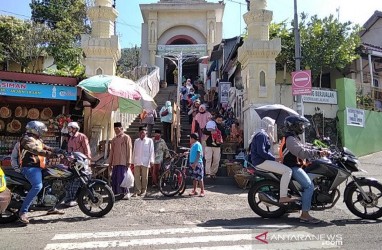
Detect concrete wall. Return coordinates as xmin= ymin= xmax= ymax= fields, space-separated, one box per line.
xmin=337 ymin=78 xmax=382 ymax=156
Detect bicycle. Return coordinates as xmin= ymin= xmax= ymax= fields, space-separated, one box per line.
xmin=158 ymin=147 xmax=189 ymax=197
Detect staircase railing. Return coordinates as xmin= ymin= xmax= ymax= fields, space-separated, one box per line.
xmin=114 ymin=66 xmax=160 ymax=128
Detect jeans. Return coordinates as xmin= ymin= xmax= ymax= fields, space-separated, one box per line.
xmin=20 ymin=167 xmax=43 ymax=214
xmin=292 ymin=167 xmax=314 ymax=212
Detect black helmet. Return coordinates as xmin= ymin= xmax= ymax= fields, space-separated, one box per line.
xmin=26 ymin=121 xmax=48 ymax=137
xmin=284 ymin=116 xmax=310 ymax=135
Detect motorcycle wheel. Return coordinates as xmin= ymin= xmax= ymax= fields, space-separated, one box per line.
xmin=345 ymin=181 xmax=382 ymax=219
xmin=77 ymin=182 xmax=115 ymax=217
xmin=248 ymin=180 xmax=286 ymax=218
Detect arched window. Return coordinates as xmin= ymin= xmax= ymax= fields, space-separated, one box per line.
xmin=260 ymin=71 xmax=265 ymax=87
xmin=96 ymin=68 xmax=103 ymax=75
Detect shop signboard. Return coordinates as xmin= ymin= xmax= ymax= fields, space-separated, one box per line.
xmin=0 ymin=81 xmax=77 ymax=101
xmin=302 ymin=88 xmax=338 ymax=104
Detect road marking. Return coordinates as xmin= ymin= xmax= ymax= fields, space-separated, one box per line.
xmin=168 ymin=241 xmax=339 ymax=250
xmin=51 ymin=225 xmax=292 ymax=240
xmin=46 ymin=228 xmax=339 ymax=250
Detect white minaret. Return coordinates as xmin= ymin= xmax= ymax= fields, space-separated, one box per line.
xmin=238 ymin=0 xmax=281 ymax=147
xmin=81 ymin=0 xmax=121 ymax=76
xmin=81 ymin=0 xmax=122 ymax=148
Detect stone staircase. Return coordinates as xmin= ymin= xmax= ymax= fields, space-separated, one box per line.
xmin=125 ymin=85 xmax=177 ymax=142
xmin=125 ymin=84 xmax=235 ymax=186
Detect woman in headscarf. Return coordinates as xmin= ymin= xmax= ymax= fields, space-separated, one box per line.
xmin=250 ymin=117 xmax=297 ymax=203
xmin=192 ymin=104 xmax=211 ymax=147
xmin=188 ymin=99 xmax=201 ymax=124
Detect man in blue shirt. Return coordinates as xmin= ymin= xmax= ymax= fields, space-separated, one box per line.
xmin=188 ymin=133 xmax=205 ymax=197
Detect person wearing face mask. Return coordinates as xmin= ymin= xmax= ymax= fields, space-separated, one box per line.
xmin=250 ymin=117 xmax=297 ymax=204
xmin=151 ymin=130 xmax=169 ymax=188
xmin=64 ymin=121 xmax=91 ymax=207
xmin=159 ymin=101 xmax=173 ymax=142
xmin=108 ymin=122 xmax=132 ymax=200
xmin=188 ymin=99 xmax=200 ymax=124
xmin=191 ymin=104 xmax=211 ymax=148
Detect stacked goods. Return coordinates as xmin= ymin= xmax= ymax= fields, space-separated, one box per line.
xmin=27 ymin=108 xmax=40 ymax=120
xmin=40 ymin=108 xmax=53 ymax=120
xmin=0 ymin=107 xmax=11 ymax=119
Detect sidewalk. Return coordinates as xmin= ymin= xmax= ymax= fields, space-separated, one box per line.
xmin=358 ymin=151 xmax=382 ymax=181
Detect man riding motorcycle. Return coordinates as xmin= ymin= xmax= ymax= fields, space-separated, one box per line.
xmin=281 ymin=116 xmax=329 ymax=224
xmin=18 ymin=121 xmax=64 ymax=224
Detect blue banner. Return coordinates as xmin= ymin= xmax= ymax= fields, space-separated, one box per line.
xmin=0 ymin=81 xmax=77 ymax=101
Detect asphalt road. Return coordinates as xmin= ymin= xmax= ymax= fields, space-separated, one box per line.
xmin=1 ymin=152 xmax=382 ymax=250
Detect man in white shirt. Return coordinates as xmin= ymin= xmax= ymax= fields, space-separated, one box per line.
xmin=132 ymin=126 xmax=154 ymax=197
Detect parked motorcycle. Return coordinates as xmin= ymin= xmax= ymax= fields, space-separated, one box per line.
xmin=247 ymin=146 xmax=382 ymax=220
xmin=0 ymin=151 xmax=115 ymax=223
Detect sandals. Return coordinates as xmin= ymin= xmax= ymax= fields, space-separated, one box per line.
xmin=199 ymin=191 xmax=205 ymax=197
xmin=299 ymin=217 xmax=321 ymax=224
xmin=189 ymin=190 xmax=198 ymax=196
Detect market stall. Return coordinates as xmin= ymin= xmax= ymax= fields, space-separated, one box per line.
xmin=0 ymin=72 xmax=81 ymax=167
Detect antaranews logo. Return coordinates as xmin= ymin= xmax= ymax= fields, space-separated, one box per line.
xmin=255 ymin=232 xmax=268 ymax=244
xmin=254 ymin=231 xmax=343 ymax=246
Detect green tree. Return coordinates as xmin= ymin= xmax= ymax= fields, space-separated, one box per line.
xmin=299 ymin=14 xmax=361 ymax=87
xmin=117 ymin=46 xmax=141 ymax=77
xmin=270 ymin=21 xmax=295 ymax=75
xmin=270 ymin=14 xmax=361 ymax=87
xmin=0 ymin=16 xmax=51 ymax=72
xmin=30 ymin=0 xmax=90 ymax=71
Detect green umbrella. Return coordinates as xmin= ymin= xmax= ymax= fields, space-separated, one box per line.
xmin=78 ymin=75 xmax=156 ymax=114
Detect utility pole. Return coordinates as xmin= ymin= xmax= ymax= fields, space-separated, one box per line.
xmin=294 ymin=0 xmax=303 ymax=116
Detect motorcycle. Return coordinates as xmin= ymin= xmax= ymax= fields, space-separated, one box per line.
xmin=247 ymin=146 xmax=382 ymax=220
xmin=0 ymin=151 xmax=115 ymax=223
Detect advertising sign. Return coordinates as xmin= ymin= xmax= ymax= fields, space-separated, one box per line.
xmin=0 ymin=81 xmax=77 ymax=101
xmin=346 ymin=107 xmax=365 ymax=127
xmin=292 ymin=70 xmax=312 ymax=95
xmin=302 ymin=88 xmax=337 ymax=104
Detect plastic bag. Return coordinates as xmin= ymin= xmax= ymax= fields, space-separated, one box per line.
xmin=120 ymin=168 xmax=134 ymax=188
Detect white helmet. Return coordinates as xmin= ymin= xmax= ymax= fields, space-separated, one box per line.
xmin=67 ymin=122 xmax=80 ymax=130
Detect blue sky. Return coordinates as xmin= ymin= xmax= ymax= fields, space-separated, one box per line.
xmin=0 ymin=0 xmax=379 ymax=48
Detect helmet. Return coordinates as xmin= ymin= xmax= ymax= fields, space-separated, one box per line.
xmin=284 ymin=116 xmax=310 ymax=135
xmin=26 ymin=121 xmax=48 ymax=137
xmin=67 ymin=122 xmax=80 ymax=130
